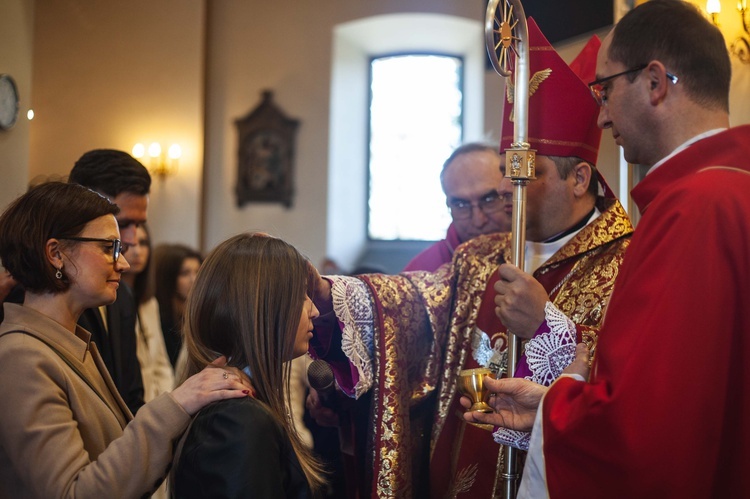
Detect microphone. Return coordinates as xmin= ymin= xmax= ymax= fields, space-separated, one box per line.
xmin=307 ymin=359 xmax=355 ymax=456
xmin=307 ymin=359 xmax=339 ymax=410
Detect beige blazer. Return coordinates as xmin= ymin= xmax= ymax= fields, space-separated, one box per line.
xmin=0 ymin=303 xmax=190 ymax=498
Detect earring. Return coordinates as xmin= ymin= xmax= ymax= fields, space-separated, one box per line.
xmin=55 ymin=267 xmax=63 ymax=280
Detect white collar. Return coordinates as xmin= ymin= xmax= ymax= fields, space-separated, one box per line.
xmin=647 ymin=128 xmax=727 ymax=175
xmin=525 ymin=208 xmax=601 ymax=274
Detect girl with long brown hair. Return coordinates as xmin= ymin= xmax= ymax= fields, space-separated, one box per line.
xmin=122 ymin=224 xmax=175 ymax=403
xmin=154 ymin=243 xmax=203 ymax=367
xmin=172 ymin=233 xmax=326 ymax=497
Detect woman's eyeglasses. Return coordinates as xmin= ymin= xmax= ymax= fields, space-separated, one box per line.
xmin=59 ymin=237 xmax=122 ymax=262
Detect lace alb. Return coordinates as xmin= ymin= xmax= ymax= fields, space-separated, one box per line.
xmin=493 ymin=301 xmax=577 ymax=450
xmin=524 ymin=301 xmax=577 ymax=386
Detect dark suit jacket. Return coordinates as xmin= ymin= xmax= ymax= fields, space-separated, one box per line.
xmin=172 ymin=397 xmax=311 ymax=499
xmin=77 ymin=283 xmax=145 ymax=414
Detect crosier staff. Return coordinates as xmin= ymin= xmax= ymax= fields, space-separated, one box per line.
xmin=484 ymin=1 xmax=535 ymax=497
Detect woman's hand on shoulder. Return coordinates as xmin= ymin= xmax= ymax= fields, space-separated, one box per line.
xmin=171 ymin=356 xmax=253 ymax=416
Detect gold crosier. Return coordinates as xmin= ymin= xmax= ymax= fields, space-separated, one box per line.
xmin=484 ymin=1 xmax=534 ymax=497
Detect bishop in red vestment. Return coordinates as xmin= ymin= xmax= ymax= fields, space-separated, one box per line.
xmin=310 ymin=19 xmax=635 ymax=499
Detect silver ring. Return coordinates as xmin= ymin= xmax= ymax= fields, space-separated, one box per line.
xmin=222 ymin=371 xmax=229 ymax=379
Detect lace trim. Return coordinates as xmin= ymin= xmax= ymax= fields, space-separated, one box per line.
xmin=492 ymin=428 xmax=531 ymax=451
xmin=524 ymin=302 xmax=577 ymax=386
xmin=330 ymin=276 xmax=375 ymax=398
xmin=493 ymin=302 xmax=577 ymax=450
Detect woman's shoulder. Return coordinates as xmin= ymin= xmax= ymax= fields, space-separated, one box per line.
xmin=192 ymin=397 xmax=281 ymax=436
xmin=179 ymin=397 xmax=290 ymax=472
xmin=174 ymin=397 xmax=308 ymax=498
xmin=197 ymin=395 xmax=268 ymax=414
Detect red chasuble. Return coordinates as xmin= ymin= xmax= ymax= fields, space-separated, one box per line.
xmin=542 ymin=126 xmax=750 ymax=497
xmin=323 ymin=194 xmax=632 ymax=498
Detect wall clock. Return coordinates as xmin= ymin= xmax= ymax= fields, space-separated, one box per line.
xmin=0 ymin=74 xmax=20 ymax=130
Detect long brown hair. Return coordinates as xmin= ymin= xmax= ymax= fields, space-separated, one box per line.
xmin=181 ymin=233 xmax=325 ymax=493
xmin=130 ymin=223 xmax=155 ymax=305
xmin=154 ymin=243 xmax=203 ymax=325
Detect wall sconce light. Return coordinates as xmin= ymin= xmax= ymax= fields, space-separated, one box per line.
xmin=707 ymin=0 xmax=750 ymax=63
xmin=707 ymin=0 xmax=721 ymax=26
xmin=132 ymin=142 xmax=182 ymax=178
xmin=732 ymin=0 xmax=750 ymax=62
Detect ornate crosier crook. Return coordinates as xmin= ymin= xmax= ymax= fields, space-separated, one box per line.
xmin=484 ymin=1 xmax=534 ymax=497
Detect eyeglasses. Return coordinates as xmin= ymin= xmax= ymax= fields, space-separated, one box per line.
xmin=448 ymin=191 xmax=512 ymax=220
xmin=588 ymin=64 xmax=679 ymax=107
xmin=59 ymin=237 xmax=122 ymax=263
xmin=588 ymin=65 xmax=646 ymax=106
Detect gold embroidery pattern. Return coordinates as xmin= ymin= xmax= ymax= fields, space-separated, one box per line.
xmin=446 ymin=463 xmax=478 ymax=498
xmin=432 ymin=239 xmax=502 ymax=444
xmin=542 ymin=198 xmax=633 ymax=267
xmin=360 ymin=198 xmax=633 ymax=498
xmin=365 ymin=268 xmax=454 ymax=498
xmin=582 ymin=329 xmax=598 ymax=363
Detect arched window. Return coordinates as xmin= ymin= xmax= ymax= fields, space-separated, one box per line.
xmin=328 ymin=14 xmax=483 ymax=272
xmin=368 ymin=53 xmax=463 ymax=241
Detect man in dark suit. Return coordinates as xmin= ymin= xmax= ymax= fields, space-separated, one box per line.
xmin=69 ymin=150 xmax=151 ymax=414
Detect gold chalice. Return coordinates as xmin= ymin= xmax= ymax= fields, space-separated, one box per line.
xmin=458 ymin=368 xmax=496 ymax=413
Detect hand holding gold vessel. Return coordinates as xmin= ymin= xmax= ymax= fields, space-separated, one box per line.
xmin=458 ymin=368 xmax=497 ymax=413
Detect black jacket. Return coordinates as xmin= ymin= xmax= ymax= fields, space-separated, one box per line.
xmin=172 ymin=397 xmax=311 ymax=499
xmin=77 ymin=283 xmax=145 ymax=414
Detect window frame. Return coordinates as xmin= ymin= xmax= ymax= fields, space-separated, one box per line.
xmin=365 ymin=50 xmax=466 ymax=243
